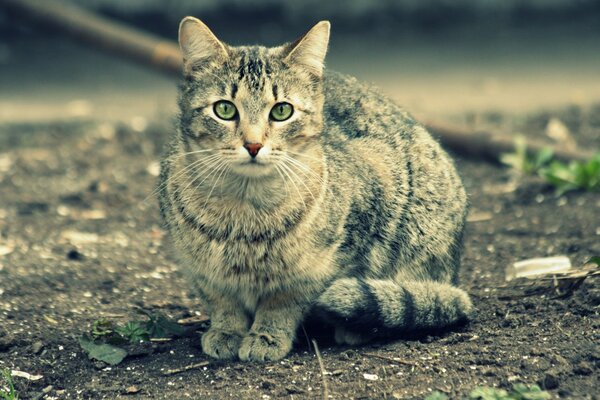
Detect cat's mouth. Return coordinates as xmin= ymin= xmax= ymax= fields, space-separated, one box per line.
xmin=230 ymin=158 xmax=276 ymax=178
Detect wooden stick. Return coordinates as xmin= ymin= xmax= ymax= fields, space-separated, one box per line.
xmin=3 ymin=0 xmax=596 ymax=163
xmin=312 ymin=339 xmax=330 ymax=400
xmin=1 ymin=0 xmax=182 ymax=77
xmin=163 ymin=361 xmax=209 ymax=376
xmin=422 ymin=119 xmax=595 ymax=164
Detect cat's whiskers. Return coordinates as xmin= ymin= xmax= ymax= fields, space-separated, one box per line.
xmin=203 ymin=162 xmax=231 ymax=208
xmin=144 ymin=152 xmax=220 ymax=203
xmin=285 ymin=150 xmax=324 ymax=162
xmin=178 ymin=158 xmax=227 ymax=202
xmin=172 ymin=148 xmax=218 ymax=158
xmin=276 ymin=162 xmax=307 ymax=210
xmin=281 ymin=155 xmax=325 ymax=185
xmin=279 ymin=161 xmax=316 ymax=205
xmin=274 ymin=164 xmax=291 ymax=197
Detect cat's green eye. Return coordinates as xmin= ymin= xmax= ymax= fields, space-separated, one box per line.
xmin=213 ymin=100 xmax=237 ymax=120
xmin=270 ymin=102 xmax=294 ymax=121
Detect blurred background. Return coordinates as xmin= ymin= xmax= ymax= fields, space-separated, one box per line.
xmin=1 ymin=0 xmax=600 ymax=124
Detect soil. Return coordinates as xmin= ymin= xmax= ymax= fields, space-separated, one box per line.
xmin=0 ymin=107 xmax=599 ymax=400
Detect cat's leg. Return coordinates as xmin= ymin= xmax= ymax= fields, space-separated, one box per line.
xmin=201 ymin=289 xmax=250 ymax=360
xmin=238 ymin=293 xmax=305 ymax=362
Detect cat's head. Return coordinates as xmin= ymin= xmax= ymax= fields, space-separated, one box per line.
xmin=177 ymin=18 xmax=329 ymax=178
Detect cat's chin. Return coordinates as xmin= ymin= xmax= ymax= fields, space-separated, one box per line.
xmin=229 ymin=161 xmax=276 ymax=179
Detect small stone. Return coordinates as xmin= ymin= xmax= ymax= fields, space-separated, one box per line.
xmin=552 ymin=354 xmax=569 ymax=367
xmin=146 ymin=161 xmax=160 ymax=177
xmin=31 ymin=341 xmax=44 ymax=354
xmin=558 ymin=389 xmax=572 ymax=397
xmin=125 ymin=386 xmax=140 ymax=394
xmin=529 ymin=347 xmax=545 ymax=356
xmin=42 ymin=385 xmax=53 ymax=394
xmin=363 ymin=373 xmax=379 ymax=381
xmin=542 ymin=371 xmax=560 ymax=390
xmin=261 ymin=379 xmax=276 ymax=390
xmin=574 ymin=361 xmax=593 ymax=375
xmin=93 ymin=361 xmax=107 ymax=370
xmin=331 ymin=369 xmax=344 ymax=376
xmin=285 ymin=385 xmax=304 ymax=394
xmin=67 ymin=249 xmax=84 ymax=261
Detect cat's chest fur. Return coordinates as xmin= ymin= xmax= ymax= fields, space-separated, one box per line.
xmin=167 ymin=173 xmax=341 ymax=302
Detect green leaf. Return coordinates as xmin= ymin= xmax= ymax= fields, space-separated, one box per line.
xmin=91 ymin=319 xmax=115 ymax=339
xmin=587 ymin=256 xmax=600 ymax=267
xmin=1 ymin=368 xmax=18 ymax=400
xmin=469 ymin=386 xmax=510 ymax=400
xmin=115 ymin=321 xmax=150 ymax=343
xmin=136 ymin=310 xmax=186 ymax=339
xmin=79 ymin=336 xmax=128 ymax=365
xmin=146 ymin=313 xmax=186 ymax=338
xmin=511 ymin=384 xmax=550 ymax=400
xmin=424 ymin=391 xmax=448 ymax=400
xmin=533 ymin=148 xmax=554 ymax=170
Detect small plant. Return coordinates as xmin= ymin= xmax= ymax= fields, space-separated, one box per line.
xmin=425 ymin=391 xmax=450 ymax=400
xmin=0 ymin=368 xmax=18 ymax=400
xmin=425 ymin=384 xmax=550 ymax=400
xmin=80 ymin=310 xmax=187 ymax=365
xmin=501 ymin=137 xmax=600 ymax=195
xmin=500 ymin=136 xmax=554 ymax=175
xmin=541 ymin=153 xmax=600 ymax=195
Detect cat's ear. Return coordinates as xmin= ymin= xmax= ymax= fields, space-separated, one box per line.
xmin=178 ymin=17 xmax=228 ymax=74
xmin=284 ymin=21 xmax=330 ymax=77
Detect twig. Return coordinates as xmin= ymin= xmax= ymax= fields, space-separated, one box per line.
xmin=311 ymin=339 xmax=329 ymax=400
xmin=423 ymin=119 xmax=595 ymax=164
xmin=363 ymin=352 xmax=417 ymax=366
xmin=0 ymin=0 xmax=182 ymax=77
xmin=162 ymin=361 xmax=209 ymax=376
xmin=301 ymin=324 xmax=312 ymax=352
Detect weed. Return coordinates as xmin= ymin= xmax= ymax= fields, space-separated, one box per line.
xmin=541 ymin=153 xmax=600 ymax=195
xmin=500 ymin=136 xmax=554 ymax=174
xmin=80 ymin=310 xmax=187 ymax=365
xmin=501 ymin=137 xmax=600 ymax=195
xmin=0 ymin=368 xmax=18 ymax=400
xmin=425 ymin=383 xmax=550 ymax=400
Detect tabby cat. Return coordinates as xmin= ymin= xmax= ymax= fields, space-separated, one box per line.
xmin=158 ymin=17 xmax=473 ymax=362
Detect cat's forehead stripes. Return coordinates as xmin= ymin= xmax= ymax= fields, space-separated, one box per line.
xmin=235 ymin=48 xmax=273 ymax=92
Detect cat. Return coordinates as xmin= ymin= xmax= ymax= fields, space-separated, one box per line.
xmin=158 ymin=17 xmax=473 ymax=362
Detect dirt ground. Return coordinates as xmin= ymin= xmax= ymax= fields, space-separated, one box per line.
xmin=0 ymin=104 xmax=599 ymax=399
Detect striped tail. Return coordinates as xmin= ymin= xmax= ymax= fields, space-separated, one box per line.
xmin=313 ymin=277 xmax=473 ymax=341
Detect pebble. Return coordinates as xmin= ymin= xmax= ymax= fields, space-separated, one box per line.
xmin=363 ymin=373 xmax=379 ymax=381
xmin=31 ymin=340 xmax=44 ymax=354
xmin=261 ymin=379 xmax=276 ymax=390
xmin=285 ymin=385 xmax=304 ymax=394
xmin=125 ymin=386 xmax=140 ymax=394
xmin=542 ymin=371 xmax=560 ymax=390
xmin=573 ymin=361 xmax=593 ymax=376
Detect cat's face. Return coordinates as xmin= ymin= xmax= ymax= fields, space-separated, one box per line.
xmin=178 ymin=18 xmax=329 ymax=179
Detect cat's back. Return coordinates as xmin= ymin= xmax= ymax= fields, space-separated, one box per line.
xmin=322 ymin=71 xmax=417 ymax=145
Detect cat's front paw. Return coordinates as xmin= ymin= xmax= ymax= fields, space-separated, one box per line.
xmin=238 ymin=331 xmax=292 ymax=362
xmin=201 ymin=328 xmax=244 ymax=360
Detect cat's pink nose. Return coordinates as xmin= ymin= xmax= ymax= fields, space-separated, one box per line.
xmin=244 ymin=142 xmax=263 ymax=158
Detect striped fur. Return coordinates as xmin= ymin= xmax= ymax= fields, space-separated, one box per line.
xmin=158 ymin=18 xmax=472 ymax=361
